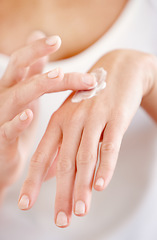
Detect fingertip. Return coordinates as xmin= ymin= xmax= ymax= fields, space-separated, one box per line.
xmin=19 ymin=109 xmax=33 ymax=122
xmin=25 ymin=109 xmax=34 ymax=120
xmin=56 ymin=36 xmax=62 ymax=49
xmin=47 ymin=67 xmax=64 ymax=81
xmin=55 ymin=211 xmax=69 ymax=228
xmin=18 ymin=195 xmax=30 ymax=210
xmin=94 ymin=176 xmax=111 ymax=191
xmin=82 ymin=74 xmax=97 ymax=89
xmin=46 ymin=35 xmax=62 ymax=49
xmin=74 ymin=200 xmax=86 ymax=216
xmin=94 ymin=177 xmax=105 ymax=190
xmin=94 ymin=185 xmax=104 ymax=192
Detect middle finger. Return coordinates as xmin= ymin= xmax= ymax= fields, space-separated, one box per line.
xmin=55 ymin=122 xmax=83 ymax=228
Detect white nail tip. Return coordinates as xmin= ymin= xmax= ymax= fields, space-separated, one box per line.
xmin=95 ymin=178 xmax=104 ymax=187
xmin=46 ymin=36 xmax=61 ymax=46
xmin=20 ymin=112 xmax=28 ymax=121
xmin=56 ymin=212 xmax=68 ymax=226
xmin=18 ymin=195 xmax=29 ymax=210
xmin=75 ymin=200 xmax=85 ymax=215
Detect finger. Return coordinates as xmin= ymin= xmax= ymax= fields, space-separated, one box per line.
xmin=55 ymin=124 xmax=83 ymax=228
xmin=26 ymin=56 xmax=48 ymax=79
xmin=0 ymin=109 xmax=33 ymax=146
xmin=26 ymin=31 xmax=48 ymax=79
xmin=18 ymin=116 xmax=62 ymax=211
xmin=94 ymin=120 xmax=124 ymax=191
xmin=44 ymin=148 xmax=60 ymax=180
xmin=74 ymin=122 xmax=103 ymax=216
xmin=9 ymin=69 xmax=97 ymax=109
xmin=1 ymin=35 xmax=61 ymax=87
xmin=62 ymin=72 xmax=97 ymax=91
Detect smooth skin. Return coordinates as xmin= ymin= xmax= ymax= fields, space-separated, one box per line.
xmin=19 ymin=50 xmax=157 ymax=227
xmin=0 ymin=31 xmax=97 ymax=201
xmin=0 ymin=0 xmax=156 ymax=230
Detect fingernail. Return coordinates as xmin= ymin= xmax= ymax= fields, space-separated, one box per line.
xmin=18 ymin=195 xmax=29 ymax=210
xmin=46 ymin=35 xmax=61 ymax=46
xmin=56 ymin=211 xmax=68 ymax=227
xmin=20 ymin=111 xmax=28 ymax=121
xmin=75 ymin=200 xmax=85 ymax=215
xmin=82 ymin=75 xmax=97 ymax=88
xmin=48 ymin=68 xmax=59 ymax=78
xmin=95 ymin=178 xmax=104 ymax=187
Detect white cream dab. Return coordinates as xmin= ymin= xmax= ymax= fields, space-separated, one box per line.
xmin=71 ymin=68 xmax=107 ymax=103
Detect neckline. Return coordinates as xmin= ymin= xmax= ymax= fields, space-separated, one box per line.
xmin=0 ymin=0 xmax=139 ymax=64
xmin=47 ymin=0 xmax=137 ymax=64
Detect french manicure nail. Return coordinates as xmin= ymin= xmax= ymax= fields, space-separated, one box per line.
xmin=18 ymin=195 xmax=29 ymax=210
xmin=82 ymin=75 xmax=97 ymax=88
xmin=46 ymin=35 xmax=61 ymax=46
xmin=48 ymin=68 xmax=59 ymax=78
xmin=75 ymin=200 xmax=85 ymax=215
xmin=95 ymin=178 xmax=104 ymax=187
xmin=20 ymin=111 xmax=28 ymax=121
xmin=56 ymin=211 xmax=68 ymax=227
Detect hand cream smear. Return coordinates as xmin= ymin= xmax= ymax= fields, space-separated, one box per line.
xmin=71 ymin=68 xmax=107 ymax=103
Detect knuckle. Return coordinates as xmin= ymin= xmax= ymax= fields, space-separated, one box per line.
xmin=48 ymin=114 xmax=61 ymax=132
xmin=77 ymin=151 xmax=96 ymax=166
xmin=100 ymin=159 xmax=115 ymax=172
xmin=56 ymin=196 xmax=71 ymax=206
xmin=64 ymin=73 xmax=71 ymax=87
xmin=0 ymin=126 xmax=8 ymax=142
xmin=101 ymin=142 xmax=115 ymax=154
xmin=10 ymin=87 xmax=21 ymax=107
xmin=70 ymin=113 xmax=82 ymax=126
xmin=0 ymin=125 xmax=14 ymax=143
xmin=76 ymin=183 xmax=90 ymax=192
xmin=49 ymin=111 xmax=60 ymax=125
xmin=23 ymin=178 xmax=37 ymax=188
xmin=30 ymin=151 xmax=49 ymax=169
xmin=56 ymin=157 xmax=74 ymax=174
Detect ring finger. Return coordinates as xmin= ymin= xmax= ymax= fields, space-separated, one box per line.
xmin=73 ymin=120 xmax=103 ymax=216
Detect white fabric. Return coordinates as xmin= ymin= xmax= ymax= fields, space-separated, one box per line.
xmin=0 ymin=0 xmax=157 ymax=239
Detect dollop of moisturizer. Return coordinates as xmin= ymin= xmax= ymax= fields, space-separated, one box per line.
xmin=71 ymin=68 xmax=107 ymax=103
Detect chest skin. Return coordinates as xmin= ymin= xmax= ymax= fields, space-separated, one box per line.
xmin=0 ymin=0 xmax=128 ymax=61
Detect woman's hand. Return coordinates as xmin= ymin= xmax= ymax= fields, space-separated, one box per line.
xmin=0 ymin=31 xmax=97 ymax=198
xmin=18 ymin=49 xmax=157 ymax=227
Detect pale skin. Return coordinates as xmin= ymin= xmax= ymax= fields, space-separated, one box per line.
xmin=0 ymin=33 xmax=97 ymax=197
xmin=0 ymin=0 xmax=157 ymax=229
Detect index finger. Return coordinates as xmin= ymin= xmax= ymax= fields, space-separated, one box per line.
xmin=8 ymin=69 xmax=97 ymax=109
